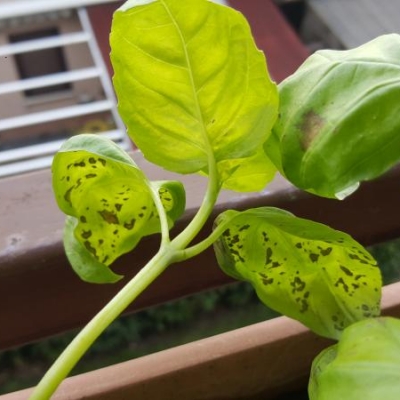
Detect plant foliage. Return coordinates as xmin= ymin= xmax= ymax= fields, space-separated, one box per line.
xmin=32 ymin=0 xmax=400 ymax=399
xmin=309 ymin=317 xmax=400 ymax=400
xmin=265 ymin=34 xmax=400 ymax=199
xmin=214 ymin=207 xmax=381 ymax=339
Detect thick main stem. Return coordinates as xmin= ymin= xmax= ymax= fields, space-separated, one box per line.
xmin=29 ymin=248 xmax=175 ymax=400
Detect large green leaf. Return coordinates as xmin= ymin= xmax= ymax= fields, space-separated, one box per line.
xmin=111 ymin=0 xmax=278 ymax=189
xmin=213 ymin=207 xmax=382 ymax=339
xmin=309 ymin=317 xmax=400 ymax=400
xmin=52 ymin=134 xmax=185 ymax=282
xmin=265 ymin=34 xmax=400 ymax=199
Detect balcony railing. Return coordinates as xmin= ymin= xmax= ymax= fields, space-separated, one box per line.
xmin=0 ymin=5 xmax=129 ymax=177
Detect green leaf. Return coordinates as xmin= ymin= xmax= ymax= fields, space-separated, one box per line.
xmin=213 ymin=207 xmax=382 ymax=339
xmin=266 ymin=34 xmax=400 ymax=199
xmin=64 ymin=217 xmax=123 ymax=284
xmin=52 ymin=134 xmax=185 ymax=275
xmin=110 ymin=0 xmax=278 ymax=184
xmin=217 ymin=148 xmax=277 ymax=192
xmin=309 ymin=317 xmax=400 ymax=400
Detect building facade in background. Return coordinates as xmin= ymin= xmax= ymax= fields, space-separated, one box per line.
xmin=0 ymin=0 xmax=128 ymax=177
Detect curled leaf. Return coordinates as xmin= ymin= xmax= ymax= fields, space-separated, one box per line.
xmin=52 ymin=134 xmax=185 ymax=282
xmin=214 ymin=207 xmax=382 ymax=339
xmin=266 ymin=34 xmax=400 ymax=199
xmin=64 ymin=217 xmax=123 ymax=284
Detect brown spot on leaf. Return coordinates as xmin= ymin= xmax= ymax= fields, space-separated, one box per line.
xmin=340 ymin=265 xmax=354 ymax=277
xmin=300 ymin=111 xmax=325 ymax=150
xmin=124 ymin=219 xmax=136 ymax=230
xmin=265 ymin=248 xmax=273 ymax=265
xmin=335 ymin=277 xmax=349 ymax=293
xmin=98 ymin=209 xmax=119 ymax=224
xmin=84 ymin=240 xmax=97 ymax=257
xmin=320 ymin=247 xmax=332 ymax=256
xmin=81 ymin=230 xmax=92 ymax=239
xmin=291 ymin=276 xmax=306 ymax=293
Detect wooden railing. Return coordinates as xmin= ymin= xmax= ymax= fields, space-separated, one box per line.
xmin=2 ymin=1 xmax=400 ymax=399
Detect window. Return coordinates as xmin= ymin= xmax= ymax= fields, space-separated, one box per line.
xmin=9 ymin=28 xmax=71 ymax=97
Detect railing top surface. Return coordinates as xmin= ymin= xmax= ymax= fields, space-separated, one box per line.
xmin=1 ymin=155 xmax=400 ymax=350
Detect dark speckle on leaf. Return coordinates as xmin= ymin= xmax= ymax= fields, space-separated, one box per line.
xmin=84 ymin=240 xmax=97 ymax=257
xmin=265 ymin=247 xmax=273 ymax=265
xmin=81 ymin=230 xmax=92 ymax=239
xmin=231 ymin=235 xmax=240 ymax=244
xmin=291 ymin=276 xmax=306 ymax=293
xmin=98 ymin=209 xmax=119 ymax=224
xmin=335 ymin=277 xmax=349 ymax=293
xmin=271 ymin=261 xmax=281 ymax=268
xmin=320 ymin=247 xmax=332 ymax=256
xmin=230 ymin=248 xmax=245 ymax=263
xmin=309 ymin=253 xmax=319 ymax=263
xmin=259 ymin=273 xmax=273 ymax=286
xmin=340 ymin=265 xmax=354 ymax=277
xmin=124 ymin=219 xmax=136 ymax=230
xmin=80 ymin=216 xmax=87 ymax=223
xmin=223 ymin=229 xmax=231 ymax=237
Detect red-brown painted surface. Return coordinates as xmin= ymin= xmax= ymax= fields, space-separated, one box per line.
xmin=229 ymin=0 xmax=309 ymax=82
xmin=87 ymin=2 xmax=123 ymax=77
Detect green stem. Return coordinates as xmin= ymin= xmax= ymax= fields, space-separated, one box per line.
xmin=29 ymin=247 xmax=176 ymax=400
xmin=173 ymin=160 xmax=220 ymax=250
xmin=178 ymin=214 xmax=232 ymax=260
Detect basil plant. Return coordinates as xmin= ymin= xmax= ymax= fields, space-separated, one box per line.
xmin=29 ymin=1 xmax=400 ymax=399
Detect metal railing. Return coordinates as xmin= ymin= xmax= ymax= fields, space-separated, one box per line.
xmin=0 ymin=6 xmax=130 ymax=178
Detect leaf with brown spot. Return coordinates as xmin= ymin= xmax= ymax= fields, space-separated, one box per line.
xmin=266 ymin=34 xmax=400 ymax=199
